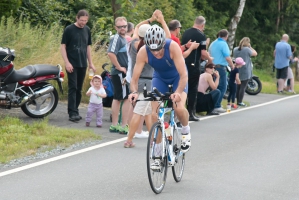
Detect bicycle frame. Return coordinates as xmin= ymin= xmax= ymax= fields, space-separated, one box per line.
xmin=151 ymin=101 xmax=177 ymax=166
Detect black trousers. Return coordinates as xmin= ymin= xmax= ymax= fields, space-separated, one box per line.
xmin=67 ymin=67 xmax=87 ymax=116
xmin=186 ymin=63 xmax=200 ymax=115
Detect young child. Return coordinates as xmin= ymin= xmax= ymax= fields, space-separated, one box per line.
xmin=227 ymin=57 xmax=245 ymax=109
xmin=85 ymin=75 xmax=107 ymax=127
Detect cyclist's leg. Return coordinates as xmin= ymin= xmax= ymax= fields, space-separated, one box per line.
xmin=172 ymin=77 xmax=191 ymax=153
xmin=151 ymin=77 xmax=169 ymax=144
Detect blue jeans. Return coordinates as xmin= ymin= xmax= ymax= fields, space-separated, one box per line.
xmin=215 ymin=67 xmax=227 ymax=108
xmin=210 ymin=89 xmax=221 ymax=107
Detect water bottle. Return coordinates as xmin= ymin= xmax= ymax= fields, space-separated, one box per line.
xmin=227 ymin=104 xmax=231 ymax=112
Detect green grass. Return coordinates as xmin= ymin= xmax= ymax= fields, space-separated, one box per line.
xmin=253 ymin=68 xmax=299 ymax=94
xmin=0 ymin=116 xmax=101 ymax=164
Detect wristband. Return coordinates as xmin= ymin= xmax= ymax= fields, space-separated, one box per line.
xmin=131 ymin=91 xmax=138 ymax=94
xmin=184 ymin=44 xmax=188 ymax=49
xmin=147 ymin=19 xmax=151 ymax=24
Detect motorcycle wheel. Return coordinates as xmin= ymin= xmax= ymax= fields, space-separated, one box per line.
xmin=21 ymin=82 xmax=59 ymax=118
xmin=245 ymin=77 xmax=262 ymax=95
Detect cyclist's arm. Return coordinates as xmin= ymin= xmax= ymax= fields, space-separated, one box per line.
xmin=130 ymin=46 xmax=147 ymax=93
xmin=170 ymin=42 xmax=188 ymax=94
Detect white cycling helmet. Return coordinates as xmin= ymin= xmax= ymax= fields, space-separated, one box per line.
xmin=144 ymin=24 xmax=166 ymax=51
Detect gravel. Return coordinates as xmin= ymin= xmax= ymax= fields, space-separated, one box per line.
xmin=0 ymin=139 xmax=104 ymax=170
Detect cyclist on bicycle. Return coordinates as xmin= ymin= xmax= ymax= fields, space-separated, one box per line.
xmin=129 ymin=24 xmax=191 ymax=153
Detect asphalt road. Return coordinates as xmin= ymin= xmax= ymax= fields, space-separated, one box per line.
xmin=0 ymin=94 xmax=299 ymax=199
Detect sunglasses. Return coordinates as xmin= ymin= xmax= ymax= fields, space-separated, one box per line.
xmin=116 ymin=25 xmax=127 ymax=29
xmin=208 ymin=66 xmax=215 ymax=69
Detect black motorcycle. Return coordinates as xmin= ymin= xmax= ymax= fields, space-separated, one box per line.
xmin=245 ymin=75 xmax=262 ymax=95
xmin=223 ymin=66 xmax=262 ymax=99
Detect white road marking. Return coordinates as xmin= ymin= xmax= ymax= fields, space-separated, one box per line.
xmin=0 ymin=138 xmax=127 ymax=177
xmin=1 ymin=95 xmax=298 ymax=177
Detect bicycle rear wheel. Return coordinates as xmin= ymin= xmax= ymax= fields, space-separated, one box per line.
xmin=147 ymin=122 xmax=168 ymax=194
xmin=172 ymin=126 xmax=185 ymax=182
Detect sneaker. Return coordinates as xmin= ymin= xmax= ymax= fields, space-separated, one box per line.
xmin=181 ymin=133 xmax=191 ymax=153
xmin=231 ymin=104 xmax=238 ymax=109
xmin=207 ymin=110 xmax=219 ymax=115
xmin=150 ymin=159 xmax=161 ymax=171
xmin=134 ymin=131 xmax=149 ymax=139
xmin=86 ymin=122 xmax=90 ymax=127
xmin=213 ymin=107 xmax=226 ymax=113
xmin=119 ymin=125 xmax=129 ymax=135
xmin=109 ymin=125 xmax=120 ymax=133
xmin=124 ymin=141 xmax=135 ymax=148
xmin=237 ymin=102 xmax=246 ymax=106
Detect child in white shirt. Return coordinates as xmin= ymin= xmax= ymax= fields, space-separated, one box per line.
xmin=85 ymin=75 xmax=107 ymax=127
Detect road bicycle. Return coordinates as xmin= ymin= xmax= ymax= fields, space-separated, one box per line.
xmin=138 ymin=85 xmax=185 ymax=194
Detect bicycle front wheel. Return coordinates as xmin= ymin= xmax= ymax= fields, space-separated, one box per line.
xmin=172 ymin=126 xmax=185 ymax=182
xmin=146 ymin=122 xmax=168 ymax=194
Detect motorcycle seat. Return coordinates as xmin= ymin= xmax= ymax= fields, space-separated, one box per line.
xmin=4 ymin=65 xmax=36 ymax=83
xmin=33 ymin=64 xmax=59 ymax=77
xmin=3 ymin=64 xmax=59 ymax=84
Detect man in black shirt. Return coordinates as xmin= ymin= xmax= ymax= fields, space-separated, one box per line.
xmin=182 ymin=16 xmax=213 ymax=121
xmin=61 ymin=9 xmax=95 ymax=122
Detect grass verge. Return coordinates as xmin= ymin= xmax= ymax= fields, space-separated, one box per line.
xmin=0 ymin=116 xmax=101 ymax=164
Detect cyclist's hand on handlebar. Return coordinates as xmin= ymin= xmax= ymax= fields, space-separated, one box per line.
xmin=170 ymin=92 xmax=181 ymax=103
xmin=128 ymin=93 xmax=138 ymax=103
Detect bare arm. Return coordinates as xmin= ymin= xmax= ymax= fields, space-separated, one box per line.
xmin=60 ymin=44 xmax=74 ymax=73
xmin=130 ymin=47 xmax=147 ymax=93
xmin=107 ymin=52 xmax=126 ymax=73
xmin=249 ymin=46 xmax=258 ymax=56
xmin=182 ymin=42 xmax=199 ymax=58
xmin=155 ymin=11 xmax=171 ymax=39
xmin=225 ymin=56 xmax=235 ymax=69
xmin=236 ymin=73 xmax=241 ymax=84
xmin=170 ymin=42 xmax=188 ymax=93
xmin=87 ymin=45 xmax=95 ymax=71
xmin=201 ymin=50 xmax=213 ymax=63
xmin=207 ymin=71 xmax=219 ymax=90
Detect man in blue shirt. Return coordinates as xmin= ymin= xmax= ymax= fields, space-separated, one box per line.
xmin=209 ymin=29 xmax=234 ymax=113
xmin=274 ymin=34 xmax=292 ymax=93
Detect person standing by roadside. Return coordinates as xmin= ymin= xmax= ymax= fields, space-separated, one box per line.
xmin=284 ymin=45 xmax=298 ymax=93
xmin=274 ymin=34 xmax=293 ymax=93
xmin=209 ymin=29 xmax=234 ymax=113
xmin=233 ymin=37 xmax=258 ymax=106
xmin=125 ymin=22 xmax=134 ymax=42
xmin=61 ymin=9 xmax=96 ymax=122
xmin=181 ymin=16 xmax=213 ymax=121
xmin=107 ymin=16 xmax=130 ymax=134
xmin=227 ymin=57 xmax=245 ymax=109
xmin=168 ymin=20 xmax=199 ymax=58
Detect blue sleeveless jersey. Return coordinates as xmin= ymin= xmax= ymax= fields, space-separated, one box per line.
xmin=146 ymin=39 xmax=188 ymax=94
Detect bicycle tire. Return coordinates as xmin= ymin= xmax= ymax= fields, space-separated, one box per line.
xmin=172 ymin=126 xmax=185 ymax=182
xmin=146 ymin=122 xmax=168 ymax=194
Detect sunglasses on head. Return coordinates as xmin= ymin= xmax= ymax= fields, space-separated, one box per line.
xmin=116 ymin=25 xmax=127 ymax=29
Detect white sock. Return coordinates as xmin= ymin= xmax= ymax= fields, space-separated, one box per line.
xmin=154 ymin=143 xmax=162 ymax=157
xmin=181 ymin=125 xmax=190 ymax=135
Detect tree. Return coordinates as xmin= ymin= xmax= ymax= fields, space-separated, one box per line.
xmin=0 ymin=0 xmax=22 ymax=18
xmin=227 ymin=0 xmax=246 ymax=50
